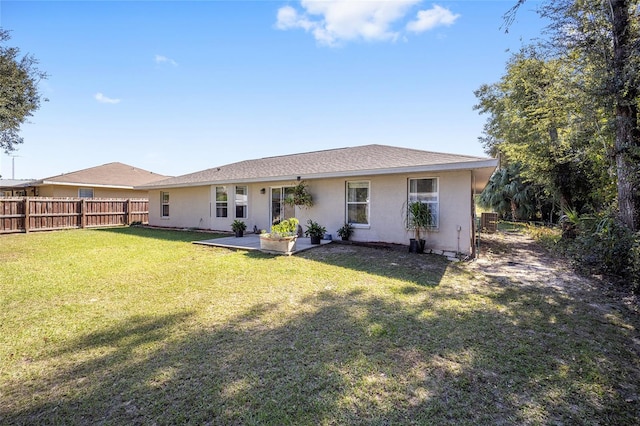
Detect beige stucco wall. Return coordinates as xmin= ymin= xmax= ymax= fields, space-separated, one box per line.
xmin=148 ymin=186 xmax=211 ymax=229
xmin=291 ymin=171 xmax=472 ymax=254
xmin=147 ymin=170 xmax=475 ymax=254
xmin=36 ymin=185 xmax=150 ymax=199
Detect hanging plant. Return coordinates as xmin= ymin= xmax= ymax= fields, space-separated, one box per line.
xmin=284 ymin=180 xmax=314 ymax=208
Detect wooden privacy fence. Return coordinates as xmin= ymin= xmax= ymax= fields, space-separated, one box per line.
xmin=0 ymin=198 xmax=149 ymax=234
xmin=480 ymin=212 xmax=499 ymax=233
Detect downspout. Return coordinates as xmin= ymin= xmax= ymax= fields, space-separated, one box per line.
xmin=209 ymin=185 xmax=213 ymax=230
xmin=471 ymin=170 xmax=477 ymax=259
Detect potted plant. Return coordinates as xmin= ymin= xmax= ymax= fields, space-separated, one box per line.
xmin=304 ymin=219 xmax=326 ymax=244
xmin=283 ymin=180 xmax=313 ymax=208
xmin=231 ymin=219 xmax=247 ymax=237
xmin=337 ymin=222 xmax=354 ymax=241
xmin=259 ymin=218 xmax=300 ymax=254
xmin=407 ymin=201 xmax=434 ymax=254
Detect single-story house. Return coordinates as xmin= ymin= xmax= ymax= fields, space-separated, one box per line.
xmin=21 ymin=162 xmax=170 ymax=198
xmin=138 ymin=145 xmax=498 ymax=256
xmin=0 ymin=179 xmax=38 ymax=197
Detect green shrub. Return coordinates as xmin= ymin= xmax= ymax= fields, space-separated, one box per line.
xmin=626 ymin=233 xmax=640 ymax=293
xmin=526 ymin=224 xmax=561 ymax=250
xmin=270 ymin=218 xmax=300 ymax=237
xmin=562 ymin=213 xmax=640 ymax=292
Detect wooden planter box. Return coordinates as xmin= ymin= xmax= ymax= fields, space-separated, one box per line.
xmin=259 ymin=234 xmax=298 ymax=254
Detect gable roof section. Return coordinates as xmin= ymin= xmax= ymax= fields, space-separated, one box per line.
xmin=139 ymin=144 xmax=497 ymax=190
xmin=32 ymin=162 xmax=170 ymax=189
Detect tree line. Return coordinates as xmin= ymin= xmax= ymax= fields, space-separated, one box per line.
xmin=476 ymin=0 xmax=640 ymax=290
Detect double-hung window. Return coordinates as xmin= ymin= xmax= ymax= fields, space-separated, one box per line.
xmin=235 ymin=186 xmax=247 ymax=218
xmin=216 ymin=186 xmax=228 ymax=218
xmin=408 ymin=178 xmax=439 ymax=228
xmin=78 ymin=188 xmax=94 ymax=198
xmin=161 ymin=192 xmax=170 ymax=218
xmin=346 ymin=181 xmax=370 ymax=226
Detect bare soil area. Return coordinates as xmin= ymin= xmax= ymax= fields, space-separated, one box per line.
xmin=472 ymin=230 xmax=639 ymax=314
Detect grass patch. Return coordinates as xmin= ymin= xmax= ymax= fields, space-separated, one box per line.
xmin=497 ymin=220 xmax=530 ymax=232
xmin=525 ymin=224 xmax=562 ymax=251
xmin=1 ymin=227 xmax=638 ymax=424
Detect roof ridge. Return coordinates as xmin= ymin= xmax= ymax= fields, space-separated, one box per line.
xmin=41 ymin=162 xmax=165 ymax=181
xmin=241 ymin=144 xmax=486 ymax=162
xmin=248 ymin=145 xmax=363 ymax=162
xmin=379 ymin=145 xmax=489 ymax=160
xmin=41 ymin=162 xmax=125 ymax=180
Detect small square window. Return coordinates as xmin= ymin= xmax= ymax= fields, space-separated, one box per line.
xmin=78 ymin=188 xmax=94 ymax=198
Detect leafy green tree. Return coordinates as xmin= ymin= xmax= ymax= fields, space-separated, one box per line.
xmin=0 ymin=29 xmax=47 ymax=153
xmin=503 ymin=0 xmax=640 ymax=230
xmin=474 ymin=51 xmax=614 ymax=215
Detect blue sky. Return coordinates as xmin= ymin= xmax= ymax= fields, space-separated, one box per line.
xmin=0 ymin=1 xmax=545 ymax=179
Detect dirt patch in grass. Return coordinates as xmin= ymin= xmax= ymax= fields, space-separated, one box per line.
xmin=474 ymin=230 xmax=595 ymax=293
xmin=307 ymin=242 xmax=449 ymax=276
xmin=475 ymin=230 xmax=639 ymax=312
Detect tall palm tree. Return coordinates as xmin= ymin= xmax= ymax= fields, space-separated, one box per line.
xmin=480 ymin=163 xmax=540 ymax=220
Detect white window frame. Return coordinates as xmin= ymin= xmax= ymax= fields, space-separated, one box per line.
xmin=161 ymin=191 xmax=170 ymax=218
xmin=235 ymin=185 xmax=248 ymax=219
xmin=346 ymin=180 xmax=370 ymax=227
xmin=216 ymin=186 xmax=228 ymax=218
xmin=408 ymin=177 xmax=439 ymax=229
xmin=78 ymin=188 xmax=94 ymax=198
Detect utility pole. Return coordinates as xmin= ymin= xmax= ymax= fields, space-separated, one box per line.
xmin=10 ymin=155 xmax=20 ymax=179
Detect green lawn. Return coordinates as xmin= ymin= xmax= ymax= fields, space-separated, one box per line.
xmin=1 ymin=227 xmax=638 ymax=425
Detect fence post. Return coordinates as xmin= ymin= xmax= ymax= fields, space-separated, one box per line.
xmin=126 ymin=199 xmax=131 ymax=225
xmin=81 ymin=199 xmax=87 ymax=229
xmin=23 ymin=197 xmax=30 ymax=233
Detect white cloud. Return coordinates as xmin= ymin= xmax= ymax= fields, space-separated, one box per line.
xmin=277 ymin=6 xmax=311 ymax=31
xmin=406 ymin=5 xmax=460 ymax=33
xmin=155 ymin=54 xmax=178 ymax=66
xmin=276 ymin=0 xmax=422 ymax=46
xmin=94 ymin=92 xmax=121 ymax=104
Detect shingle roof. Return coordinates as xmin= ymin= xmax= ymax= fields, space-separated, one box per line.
xmin=35 ymin=162 xmax=170 ymax=188
xmin=0 ymin=179 xmax=36 ymax=188
xmin=140 ymin=144 xmax=497 ymax=189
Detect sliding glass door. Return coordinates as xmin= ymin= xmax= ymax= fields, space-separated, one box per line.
xmin=270 ymin=187 xmax=295 ymax=225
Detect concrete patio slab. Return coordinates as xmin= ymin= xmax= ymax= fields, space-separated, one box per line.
xmin=193 ymin=234 xmax=332 ymax=255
